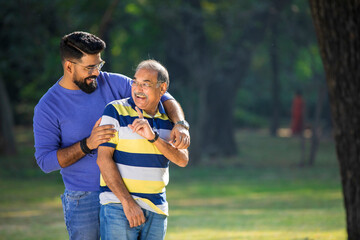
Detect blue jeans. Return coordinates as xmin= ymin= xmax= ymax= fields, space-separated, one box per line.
xmin=100 ymin=203 xmax=167 ymax=240
xmin=61 ymin=189 xmax=100 ymax=240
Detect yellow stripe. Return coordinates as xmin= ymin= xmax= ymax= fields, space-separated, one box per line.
xmin=101 ymin=175 xmax=165 ymax=194
xmin=113 ymin=103 xmax=170 ymax=121
xmin=113 ymin=104 xmax=138 ymax=117
xmin=108 ymin=130 xmax=119 ymax=145
xmin=143 ymin=111 xmax=169 ymax=120
xmin=134 ymin=198 xmax=167 ymax=215
xmin=123 ymin=178 xmax=165 ymax=194
xmin=100 ymin=174 xmax=106 ymax=187
xmin=116 ymin=139 xmax=162 ymax=154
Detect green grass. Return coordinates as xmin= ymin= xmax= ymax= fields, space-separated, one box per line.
xmin=0 ymin=128 xmax=346 ymax=240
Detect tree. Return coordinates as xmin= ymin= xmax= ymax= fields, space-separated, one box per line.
xmin=157 ymin=1 xmax=269 ymax=163
xmin=96 ymin=0 xmax=121 ymax=71
xmin=268 ymin=0 xmax=287 ymax=137
xmin=163 ymin=0 xmax=211 ymax=163
xmin=0 ymin=0 xmax=329 ymax=167
xmin=0 ymin=0 xmax=63 ymax=153
xmin=309 ymin=1 xmax=360 ymax=238
xmin=308 ymin=74 xmax=326 ymax=166
xmin=0 ymin=75 xmax=16 ymax=155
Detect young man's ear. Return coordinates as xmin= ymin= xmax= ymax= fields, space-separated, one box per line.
xmin=64 ymin=60 xmax=73 ymax=74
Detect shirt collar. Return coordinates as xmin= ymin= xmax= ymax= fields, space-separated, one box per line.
xmin=128 ymin=96 xmax=165 ymax=118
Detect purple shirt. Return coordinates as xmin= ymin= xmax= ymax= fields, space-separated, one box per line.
xmin=33 ymin=71 xmax=172 ymax=191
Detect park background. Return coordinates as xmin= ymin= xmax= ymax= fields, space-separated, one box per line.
xmin=0 ymin=1 xmax=346 ymax=239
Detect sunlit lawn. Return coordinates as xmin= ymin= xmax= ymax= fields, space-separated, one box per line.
xmin=0 ymin=129 xmax=346 ymax=240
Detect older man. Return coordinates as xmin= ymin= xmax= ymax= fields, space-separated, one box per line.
xmin=97 ymin=60 xmax=189 ymax=240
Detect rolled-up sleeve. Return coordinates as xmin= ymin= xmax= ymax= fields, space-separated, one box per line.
xmin=161 ymin=91 xmax=174 ymax=102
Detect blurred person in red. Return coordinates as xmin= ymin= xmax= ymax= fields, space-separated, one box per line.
xmin=291 ymin=90 xmax=305 ymax=135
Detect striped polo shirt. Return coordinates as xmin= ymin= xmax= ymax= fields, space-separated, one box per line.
xmin=99 ymin=97 xmax=173 ymax=216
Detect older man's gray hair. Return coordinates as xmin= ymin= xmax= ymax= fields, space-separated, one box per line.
xmin=136 ymin=60 xmax=169 ymax=89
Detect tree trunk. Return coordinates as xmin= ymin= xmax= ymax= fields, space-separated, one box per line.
xmin=203 ymin=80 xmax=238 ymax=157
xmin=309 ymin=1 xmax=360 ymax=238
xmin=0 ymin=75 xmax=17 ymax=155
xmin=308 ymin=80 xmax=326 ymax=166
xmin=267 ymin=0 xmax=289 ymax=137
xmin=269 ymin=7 xmax=280 ymax=137
xmin=97 ymin=0 xmax=120 ymax=72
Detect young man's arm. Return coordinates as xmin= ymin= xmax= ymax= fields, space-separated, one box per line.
xmin=97 ymin=146 xmax=145 ymax=228
xmin=162 ymin=99 xmax=190 ymax=149
xmin=34 ymin=100 xmax=116 ymax=171
xmin=57 ymin=118 xmax=116 ymax=168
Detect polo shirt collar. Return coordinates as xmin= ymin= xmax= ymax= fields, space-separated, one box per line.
xmin=128 ymin=96 xmax=165 ymax=118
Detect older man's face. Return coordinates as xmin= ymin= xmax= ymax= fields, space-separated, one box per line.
xmin=131 ymin=68 xmax=166 ymax=115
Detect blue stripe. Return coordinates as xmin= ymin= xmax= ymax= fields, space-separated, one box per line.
xmin=100 ymin=142 xmax=116 ymax=148
xmin=146 ymin=117 xmax=174 ymax=130
xmin=119 ymin=115 xmax=132 ymax=127
xmin=114 ymin=150 xmax=169 ymax=168
xmin=131 ymin=192 xmax=167 ymax=205
xmin=101 ymin=186 xmax=111 ymax=192
xmin=118 ymin=115 xmax=173 ymax=130
xmin=100 ymin=187 xmax=166 ymax=205
xmin=103 ymin=104 xmax=119 ymax=119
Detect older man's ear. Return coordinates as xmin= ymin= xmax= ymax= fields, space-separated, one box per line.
xmin=160 ymin=83 xmax=167 ymax=95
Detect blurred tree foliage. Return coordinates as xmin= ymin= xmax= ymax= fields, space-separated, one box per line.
xmin=0 ymin=0 xmax=328 ymax=162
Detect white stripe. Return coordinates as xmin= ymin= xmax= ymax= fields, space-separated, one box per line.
xmin=117 ymin=164 xmax=169 ymax=183
xmin=118 ymin=127 xmax=172 ymax=141
xmin=159 ymin=129 xmax=172 ymax=142
xmin=118 ymin=127 xmax=143 ymax=139
xmin=100 ymin=115 xmax=120 ymax=130
xmin=108 ymin=98 xmax=132 ymax=107
xmin=99 ymin=192 xmax=120 ymax=205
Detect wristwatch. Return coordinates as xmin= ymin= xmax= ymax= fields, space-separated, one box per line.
xmin=175 ymin=120 xmax=190 ymax=130
xmin=148 ymin=131 xmax=159 ymax=143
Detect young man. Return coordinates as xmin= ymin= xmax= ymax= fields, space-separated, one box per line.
xmin=97 ymin=60 xmax=189 ymax=240
xmin=33 ymin=32 xmax=190 ymax=240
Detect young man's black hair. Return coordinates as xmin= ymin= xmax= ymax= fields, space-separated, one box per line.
xmin=60 ymin=31 xmax=106 ymax=63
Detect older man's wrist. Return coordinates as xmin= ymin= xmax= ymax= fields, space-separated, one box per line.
xmin=148 ymin=132 xmax=159 ymax=143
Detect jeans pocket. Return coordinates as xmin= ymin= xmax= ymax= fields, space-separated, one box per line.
xmin=65 ymin=190 xmax=90 ymax=201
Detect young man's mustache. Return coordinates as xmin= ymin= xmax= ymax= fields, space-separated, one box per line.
xmin=85 ymin=75 xmax=97 ymax=80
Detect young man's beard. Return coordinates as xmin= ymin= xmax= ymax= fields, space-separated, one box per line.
xmin=74 ymin=76 xmax=98 ymax=94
